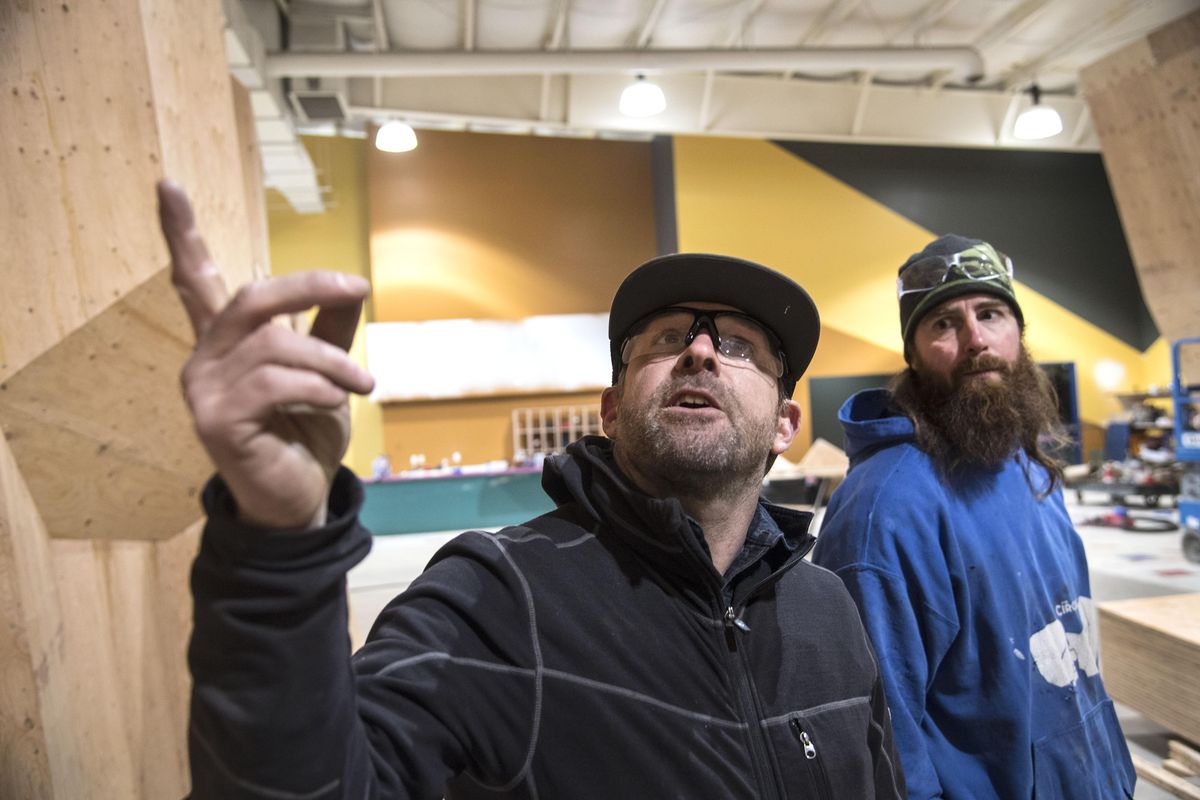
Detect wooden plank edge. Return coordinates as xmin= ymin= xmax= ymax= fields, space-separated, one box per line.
xmin=1134 ymin=753 xmax=1200 ymax=799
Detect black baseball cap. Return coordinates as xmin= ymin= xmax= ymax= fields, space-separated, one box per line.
xmin=608 ymin=253 xmax=821 ymax=397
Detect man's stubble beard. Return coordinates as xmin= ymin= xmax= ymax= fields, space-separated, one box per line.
xmin=892 ymin=344 xmax=1061 ymax=478
xmin=614 ymin=373 xmax=779 ymax=500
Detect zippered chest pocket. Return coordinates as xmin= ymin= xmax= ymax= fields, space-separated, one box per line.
xmin=764 ymin=697 xmax=874 ymax=799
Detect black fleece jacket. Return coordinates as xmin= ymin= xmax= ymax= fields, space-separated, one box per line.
xmin=188 ymin=436 xmax=904 ymax=799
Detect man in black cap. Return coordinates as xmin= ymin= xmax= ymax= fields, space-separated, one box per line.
xmin=160 ymin=182 xmax=903 ymax=800
xmin=813 ymin=235 xmax=1135 ymax=799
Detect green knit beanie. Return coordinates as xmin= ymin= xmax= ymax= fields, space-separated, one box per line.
xmin=898 ymin=235 xmax=1024 ymax=362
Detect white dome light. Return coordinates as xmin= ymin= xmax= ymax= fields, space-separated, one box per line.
xmin=1014 ymin=106 xmax=1063 ymax=140
xmin=375 ymin=121 xmax=418 ymax=153
xmin=619 ymin=77 xmax=666 ymax=118
xmin=1013 ymin=85 xmax=1063 ymax=141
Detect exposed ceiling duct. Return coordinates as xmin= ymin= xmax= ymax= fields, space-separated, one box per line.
xmin=291 ymin=91 xmax=350 ymax=121
xmin=223 ymin=0 xmax=326 ymax=214
xmin=265 ymin=46 xmax=985 ymax=83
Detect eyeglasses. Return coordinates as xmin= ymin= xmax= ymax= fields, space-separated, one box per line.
xmin=897 ymin=243 xmax=1015 ymax=299
xmin=619 ymin=307 xmax=786 ymax=378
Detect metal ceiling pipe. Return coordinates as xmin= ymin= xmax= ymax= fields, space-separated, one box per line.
xmin=265 ymin=46 xmax=985 ymax=82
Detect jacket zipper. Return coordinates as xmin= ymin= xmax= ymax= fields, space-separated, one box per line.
xmin=724 ymin=604 xmax=781 ymax=800
xmin=789 ymin=719 xmax=832 ymax=800
xmin=718 ymin=539 xmax=815 ymax=799
xmin=724 ymin=605 xmax=752 ymax=632
xmin=683 ymin=520 xmax=816 ymax=799
xmin=727 ymin=535 xmax=814 ymax=620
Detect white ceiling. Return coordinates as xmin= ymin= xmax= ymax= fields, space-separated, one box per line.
xmin=225 ymin=0 xmax=1199 ymax=210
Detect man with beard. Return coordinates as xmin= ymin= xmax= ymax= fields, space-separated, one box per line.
xmin=813 ymin=235 xmax=1136 ymax=799
xmin=159 ymin=181 xmax=903 ymax=800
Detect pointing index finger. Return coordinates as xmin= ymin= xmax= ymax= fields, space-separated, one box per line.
xmin=158 ymin=179 xmax=229 ymax=338
xmin=202 ymin=272 xmax=370 ymax=358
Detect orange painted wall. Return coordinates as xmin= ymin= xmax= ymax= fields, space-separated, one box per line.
xmin=366 ymin=130 xmax=658 ymax=467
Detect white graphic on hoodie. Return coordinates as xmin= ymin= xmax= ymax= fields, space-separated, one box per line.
xmin=1028 ymin=595 xmax=1100 ymax=687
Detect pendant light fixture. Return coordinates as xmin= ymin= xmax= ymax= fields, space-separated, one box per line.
xmin=619 ymin=75 xmax=666 ymax=118
xmin=375 ymin=120 xmax=418 ymax=153
xmin=1013 ymin=84 xmax=1063 ymax=141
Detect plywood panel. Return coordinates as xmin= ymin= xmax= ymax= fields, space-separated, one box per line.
xmin=49 ymin=525 xmax=200 ymax=797
xmin=0 ymin=0 xmax=269 ymax=795
xmin=1 ymin=428 xmax=200 ymax=797
xmin=1098 ymin=593 xmax=1200 ymax=744
xmin=0 ymin=437 xmax=60 ymax=798
xmin=1081 ymin=10 xmax=1200 ymax=372
xmin=0 ymin=269 xmax=210 ymax=540
xmin=0 ymin=0 xmax=167 ymax=381
xmin=140 ymin=0 xmax=258 ymax=289
xmin=46 ymin=538 xmax=141 ymax=795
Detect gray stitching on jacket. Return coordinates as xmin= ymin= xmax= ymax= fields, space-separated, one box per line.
xmin=374 ymin=655 xmax=745 ymax=730
xmin=540 ymin=668 xmax=747 ymax=729
xmin=473 ymin=531 xmax=545 ymax=793
xmin=759 ymin=695 xmax=870 ymax=727
xmin=375 ymin=652 xmax=536 ymax=679
xmin=868 ymin=712 xmax=904 ymax=799
xmin=491 ymin=530 xmax=596 ymax=548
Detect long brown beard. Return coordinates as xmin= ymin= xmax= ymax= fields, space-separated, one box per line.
xmin=891 ymin=345 xmax=1064 ymax=491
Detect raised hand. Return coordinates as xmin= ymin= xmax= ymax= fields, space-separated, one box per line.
xmin=159 ymin=180 xmax=375 ymax=529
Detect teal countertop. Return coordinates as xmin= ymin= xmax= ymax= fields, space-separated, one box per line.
xmin=361 ymin=468 xmax=554 ymax=535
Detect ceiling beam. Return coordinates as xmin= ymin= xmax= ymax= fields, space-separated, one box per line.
xmin=851 ymin=70 xmax=873 ymax=135
xmin=931 ymin=0 xmax=1052 ymax=90
xmin=882 ymin=0 xmax=961 ymax=89
xmin=635 ymin=0 xmax=671 ymax=49
xmin=540 ymin=1 xmax=571 ymax=122
xmin=786 ymin=0 xmax=862 ymax=79
xmin=698 ymin=70 xmax=716 ymax=130
xmin=547 ymin=0 xmax=570 ymax=49
xmin=371 ymin=0 xmax=389 ymax=107
xmin=725 ymin=0 xmax=769 ymax=47
xmin=973 ymin=0 xmax=1053 ymax=50
xmin=344 ymin=76 xmax=1095 ymax=152
xmin=886 ymin=0 xmax=962 ymax=44
xmin=799 ymin=0 xmax=862 ymax=45
xmin=267 ymin=46 xmax=985 ymax=82
xmin=286 ymin=0 xmax=371 ymax=22
xmin=463 ymin=0 xmax=476 ymax=51
xmin=1001 ymin=0 xmax=1138 ymax=89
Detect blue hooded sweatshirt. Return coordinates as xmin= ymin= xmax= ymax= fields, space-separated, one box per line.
xmin=813 ymin=389 xmax=1135 ymax=800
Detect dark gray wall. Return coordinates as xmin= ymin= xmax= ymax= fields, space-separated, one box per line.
xmin=775 ymin=140 xmax=1157 ymax=351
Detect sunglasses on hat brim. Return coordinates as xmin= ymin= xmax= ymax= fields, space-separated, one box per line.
xmin=897 ymin=244 xmax=1014 ymax=299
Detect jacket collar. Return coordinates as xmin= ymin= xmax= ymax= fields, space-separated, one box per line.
xmin=541 ymin=436 xmax=814 ymax=583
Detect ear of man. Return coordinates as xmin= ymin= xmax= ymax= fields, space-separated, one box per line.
xmin=600 ymin=385 xmax=622 ymax=439
xmin=772 ymin=399 xmax=802 ymax=455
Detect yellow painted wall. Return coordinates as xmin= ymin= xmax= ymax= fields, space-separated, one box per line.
xmin=266 ymin=135 xmax=383 ymax=477
xmin=672 ymin=135 xmax=1169 ymax=456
